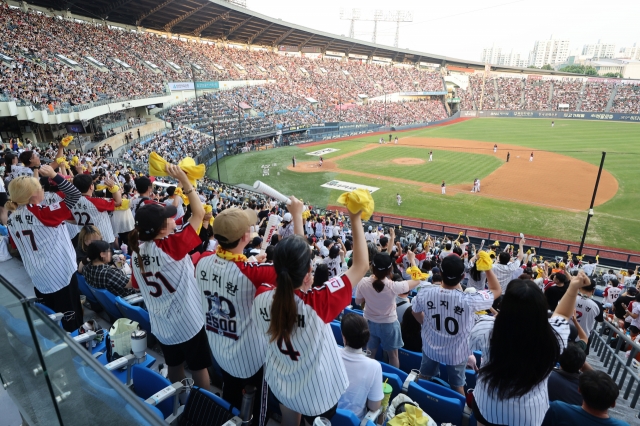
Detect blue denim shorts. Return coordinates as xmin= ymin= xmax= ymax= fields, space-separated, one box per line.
xmin=367 ymin=320 xmax=404 ymax=351
xmin=419 ymin=352 xmax=467 ymax=387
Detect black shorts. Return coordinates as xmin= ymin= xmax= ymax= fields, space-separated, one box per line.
xmin=159 ymin=327 xmax=212 ymax=371
xmin=35 ymin=273 xmax=83 ymax=333
xmin=272 ymin=392 xmax=337 ymax=425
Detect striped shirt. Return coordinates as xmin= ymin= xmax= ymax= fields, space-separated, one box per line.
xmin=44 ymin=192 xmax=79 ymax=239
xmin=71 ymin=196 xmax=116 ymax=243
xmin=131 ymin=226 xmax=204 ymax=345
xmin=7 ymin=175 xmax=80 ymax=294
xmin=575 ymin=295 xmax=602 ymax=338
xmin=196 ymin=255 xmax=276 ymax=378
xmin=473 ymin=316 xmax=570 ymax=426
xmin=252 ymin=275 xmax=352 ymax=416
xmin=323 ymin=256 xmax=342 ymax=279
xmin=412 ymin=286 xmax=494 ymax=365
xmin=493 ymin=261 xmax=522 ymax=291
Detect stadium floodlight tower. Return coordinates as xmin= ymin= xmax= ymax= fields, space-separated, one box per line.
xmin=340 ymin=9 xmax=412 ymax=47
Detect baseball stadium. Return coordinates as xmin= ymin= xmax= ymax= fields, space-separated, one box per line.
xmin=1 ymin=0 xmax=640 ymax=425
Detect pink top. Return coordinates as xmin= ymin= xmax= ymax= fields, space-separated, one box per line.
xmin=356 ymin=276 xmax=409 ymax=323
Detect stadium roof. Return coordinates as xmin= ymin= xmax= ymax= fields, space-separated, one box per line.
xmin=34 ymin=0 xmax=576 ymax=75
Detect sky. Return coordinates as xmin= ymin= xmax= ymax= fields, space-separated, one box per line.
xmin=246 ymin=0 xmax=640 ymax=61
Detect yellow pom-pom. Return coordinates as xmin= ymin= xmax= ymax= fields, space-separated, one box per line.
xmin=475 ymin=251 xmax=493 ymax=271
xmin=459 ymin=231 xmax=464 ymax=236
xmin=61 ymin=135 xmax=74 ymax=147
xmin=336 ymin=188 xmax=374 ymax=220
xmin=493 ymin=240 xmax=500 ymax=246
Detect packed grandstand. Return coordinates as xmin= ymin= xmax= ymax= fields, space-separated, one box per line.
xmin=1 ymin=1 xmax=640 ymax=426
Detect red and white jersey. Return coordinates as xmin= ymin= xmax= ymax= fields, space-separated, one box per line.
xmin=252 ymin=275 xmax=352 ymax=416
xmin=71 ymin=196 xmax=115 ymax=243
xmin=603 ymin=285 xmax=623 ymax=305
xmin=44 ymin=192 xmax=79 ymax=239
xmin=7 ymin=203 xmax=76 ymax=294
xmin=323 ymin=256 xmax=342 ymax=279
xmin=196 ymin=255 xmax=277 ymax=378
xmin=132 ymin=226 xmax=204 ymax=345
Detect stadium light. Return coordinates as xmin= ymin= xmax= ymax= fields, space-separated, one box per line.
xmin=578 ymin=152 xmax=606 ymax=256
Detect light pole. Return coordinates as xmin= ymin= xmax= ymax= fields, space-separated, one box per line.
xmin=578 ymin=151 xmax=606 ymax=256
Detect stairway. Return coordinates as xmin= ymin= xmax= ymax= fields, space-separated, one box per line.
xmin=576 ymin=80 xmax=587 ymax=111
xmin=605 ymin=84 xmax=618 ymax=112
xmin=519 ymin=79 xmax=526 ymax=109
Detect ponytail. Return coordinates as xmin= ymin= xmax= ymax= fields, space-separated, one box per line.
xmin=267 ymin=235 xmax=312 ymax=343
xmin=267 ymin=271 xmax=298 ymax=343
xmin=128 ymin=228 xmax=145 ymax=273
xmin=5 ymin=200 xmax=19 ymax=212
xmin=371 ymin=266 xmax=391 ymax=293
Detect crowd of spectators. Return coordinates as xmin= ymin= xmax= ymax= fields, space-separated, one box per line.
xmin=611 ymin=83 xmax=640 ymax=113
xmin=457 ymin=73 xmax=639 ymax=113
xmin=121 ymin=127 xmax=214 ymax=165
xmin=497 ymin=77 xmax=525 ymax=109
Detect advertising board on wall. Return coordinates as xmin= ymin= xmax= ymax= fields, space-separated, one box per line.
xmin=463 ymin=110 xmax=640 ymax=122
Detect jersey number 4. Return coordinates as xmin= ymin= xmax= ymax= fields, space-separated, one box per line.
xmin=142 ymin=272 xmax=176 ymax=297
xmin=277 ymin=337 xmax=300 ymax=361
xmin=431 ymin=314 xmax=459 ymax=335
xmin=14 ymin=230 xmax=37 ymax=250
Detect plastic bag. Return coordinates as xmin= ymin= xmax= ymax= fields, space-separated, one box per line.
xmin=109 ymin=318 xmax=139 ymax=359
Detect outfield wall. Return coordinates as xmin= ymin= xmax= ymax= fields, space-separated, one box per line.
xmin=462 ymin=110 xmax=640 ymax=122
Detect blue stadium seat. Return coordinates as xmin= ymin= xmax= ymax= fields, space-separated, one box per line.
xmin=416 ymin=379 xmax=465 ymax=405
xmin=96 ymin=352 xmax=155 ymax=384
xmin=398 ymin=348 xmax=422 ymax=374
xmin=132 ymin=365 xmax=174 ymax=419
xmin=379 ymin=361 xmax=408 ymax=383
xmin=92 ymin=288 xmax=123 ymax=322
xmin=69 ymin=327 xmax=108 ymax=354
xmin=466 ymin=369 xmax=477 ymax=390
xmin=178 ymin=386 xmax=239 ymax=426
xmin=331 ymin=321 xmax=344 ymax=346
xmin=344 ymin=307 xmax=363 ymax=317
xmin=331 ymin=408 xmax=376 ymax=426
xmin=76 ymin=272 xmax=102 ymax=312
xmin=473 ymin=350 xmax=482 ymax=367
xmin=115 ymin=296 xmax=152 ymax=336
xmin=407 ymin=382 xmax=464 ymax=426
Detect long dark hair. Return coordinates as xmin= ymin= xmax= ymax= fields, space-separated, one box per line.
xmin=478 ymin=280 xmax=561 ymax=399
xmin=371 ymin=265 xmax=391 ymax=293
xmin=268 ymin=235 xmax=311 ymax=343
xmin=469 ymin=262 xmax=483 ymax=282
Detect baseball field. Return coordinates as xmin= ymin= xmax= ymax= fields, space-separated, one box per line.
xmin=209 ymin=118 xmax=640 ymax=251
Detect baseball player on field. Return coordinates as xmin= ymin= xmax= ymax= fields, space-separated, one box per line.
xmin=411 ymin=254 xmax=501 ymax=395
xmin=6 ymin=163 xmax=83 ymax=331
xmin=251 ymin=201 xmax=370 ymax=426
xmin=195 ymin=198 xmax=304 ymax=425
xmin=129 ymin=164 xmax=211 ymax=390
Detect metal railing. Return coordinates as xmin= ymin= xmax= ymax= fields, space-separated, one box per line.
xmin=590 ymin=320 xmax=640 ymax=409
xmin=359 ymin=213 xmax=640 ymax=269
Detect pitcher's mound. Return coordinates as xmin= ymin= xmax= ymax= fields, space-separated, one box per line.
xmin=392 ymin=158 xmax=425 ymax=165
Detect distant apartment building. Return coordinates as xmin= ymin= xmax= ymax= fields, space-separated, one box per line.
xmin=582 ymin=42 xmax=616 ymax=59
xmin=618 ymin=44 xmax=640 ymax=60
xmin=528 ymin=37 xmax=570 ymax=67
xmin=481 ymin=45 xmax=502 ymax=64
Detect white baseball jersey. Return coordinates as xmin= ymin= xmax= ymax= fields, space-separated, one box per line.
xmin=323 ymin=256 xmax=342 ymax=279
xmin=474 ymin=317 xmax=569 ymax=426
xmin=575 ymin=295 xmax=601 ymax=338
xmin=196 ymin=254 xmax=277 ymax=378
xmin=252 ymin=275 xmax=352 ymax=416
xmin=412 ymin=286 xmax=494 ymax=365
xmin=8 ymin=182 xmax=78 ymax=294
xmin=71 ymin=196 xmax=116 ymax=243
xmin=132 ymin=226 xmax=204 ymax=345
xmin=315 ymin=222 xmax=323 ymax=238
xmin=305 ymin=221 xmax=314 ymax=236
xmin=604 ymin=285 xmax=623 ymax=305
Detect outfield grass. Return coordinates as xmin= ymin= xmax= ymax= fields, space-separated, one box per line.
xmin=335 ymin=147 xmax=502 ymax=185
xmin=212 ymin=119 xmax=640 ymax=251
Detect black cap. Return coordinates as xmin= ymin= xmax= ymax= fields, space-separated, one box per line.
xmin=628 ymin=287 xmax=638 ymax=296
xmin=135 ymin=203 xmax=178 ymax=237
xmin=441 ymin=254 xmax=465 ymax=280
xmin=372 ymin=253 xmax=392 ymax=270
xmin=87 ymin=240 xmax=111 ymax=261
xmin=329 ymin=245 xmax=341 ymax=258
xmin=251 ymin=236 xmax=263 ymax=246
